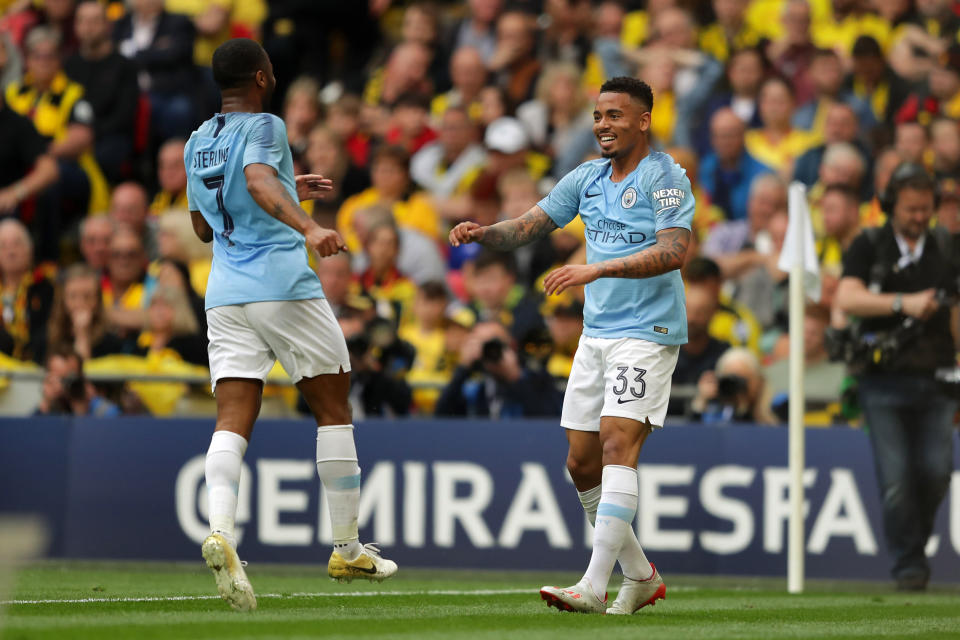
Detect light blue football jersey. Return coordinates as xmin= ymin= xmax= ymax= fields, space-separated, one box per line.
xmin=184 ymin=112 xmax=324 ymax=310
xmin=537 ymin=152 xmax=694 ymax=345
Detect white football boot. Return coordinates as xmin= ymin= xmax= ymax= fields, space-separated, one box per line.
xmin=606 ymin=563 xmax=666 ymax=615
xmin=539 ymin=577 xmax=607 ymax=613
xmin=201 ymin=533 xmax=257 ymax=612
xmin=328 ymin=543 xmax=398 ymax=583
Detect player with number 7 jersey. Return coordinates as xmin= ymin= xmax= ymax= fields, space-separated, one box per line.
xmin=185 ymin=110 xmax=322 ymax=307
xmin=185 ymin=38 xmax=397 ymax=613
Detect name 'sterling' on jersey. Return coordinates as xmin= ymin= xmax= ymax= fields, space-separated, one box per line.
xmin=652 ymin=188 xmax=685 ymax=211
xmin=192 ymin=147 xmax=231 ymax=169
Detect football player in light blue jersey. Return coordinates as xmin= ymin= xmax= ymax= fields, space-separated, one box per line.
xmin=187 ymin=39 xmax=396 ymax=612
xmin=450 ymin=77 xmax=693 ymax=615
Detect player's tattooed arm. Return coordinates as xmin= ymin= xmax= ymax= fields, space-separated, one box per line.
xmin=190 ymin=210 xmax=213 ymax=243
xmin=450 ymin=206 xmax=558 ymax=250
xmin=543 ymin=227 xmax=689 ymax=295
xmin=596 ymin=227 xmax=690 ymax=278
xmin=245 ymin=163 xmax=346 ymax=256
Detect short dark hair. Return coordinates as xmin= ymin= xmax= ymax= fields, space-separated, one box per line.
xmin=684 ymin=256 xmax=721 ymax=284
xmin=472 ymin=249 xmax=517 ymax=277
xmin=852 ymin=35 xmax=883 ymax=59
xmin=212 ymin=38 xmax=269 ymax=91
xmin=391 ymin=91 xmax=431 ymax=111
xmin=371 ymin=145 xmax=410 ymax=171
xmin=887 ymin=162 xmax=937 ymax=204
xmin=599 ymin=76 xmax=654 ymax=111
xmin=418 ymin=281 xmax=448 ymax=301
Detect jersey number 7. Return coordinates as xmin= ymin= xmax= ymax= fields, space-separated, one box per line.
xmin=202 ymin=174 xmax=236 ymax=246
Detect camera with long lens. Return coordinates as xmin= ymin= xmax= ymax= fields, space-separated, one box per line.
xmin=61 ymin=374 xmax=86 ymax=402
xmin=825 ymin=323 xmax=918 ymax=370
xmin=480 ymin=338 xmax=505 ymax=365
xmin=716 ymin=374 xmax=748 ymax=401
xmin=826 ymin=290 xmax=954 ymax=371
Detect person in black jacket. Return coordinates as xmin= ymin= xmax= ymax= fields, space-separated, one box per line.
xmin=0 ymin=95 xmax=59 ymax=220
xmin=113 ymin=0 xmax=197 ymax=141
xmin=66 ymin=1 xmax=139 ymax=183
xmin=835 ymin=163 xmax=958 ymax=591
xmin=0 ymin=218 xmax=54 ymax=364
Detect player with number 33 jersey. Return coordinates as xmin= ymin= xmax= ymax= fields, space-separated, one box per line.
xmin=450 ymin=76 xmax=693 ymax=616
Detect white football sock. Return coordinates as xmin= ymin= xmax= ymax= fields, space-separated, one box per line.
xmin=578 ymin=482 xmax=652 ymax=580
xmin=316 ymin=425 xmax=362 ymax=561
xmin=205 ymin=430 xmax=247 ymax=549
xmin=582 ymin=465 xmax=638 ymax=600
xmin=618 ymin=525 xmax=653 ymax=581
xmin=577 ymin=485 xmax=601 ymax=526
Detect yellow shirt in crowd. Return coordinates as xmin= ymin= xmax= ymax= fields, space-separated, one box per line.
xmin=398 ymin=323 xmax=455 ymax=414
xmin=4 ymin=72 xmax=109 ymax=214
xmin=744 ymin=128 xmax=818 ymax=174
xmin=336 ymin=187 xmax=441 ymax=253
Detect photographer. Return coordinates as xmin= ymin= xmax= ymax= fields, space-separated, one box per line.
xmin=435 ymin=321 xmax=562 ymax=418
xmin=835 ymin=163 xmax=958 ymax=591
xmin=34 ymin=347 xmax=119 ymax=417
xmin=327 ymin=312 xmax=414 ymax=419
xmin=689 ymin=347 xmax=777 ymax=425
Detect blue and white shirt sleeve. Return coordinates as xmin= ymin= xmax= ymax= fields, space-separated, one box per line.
xmin=184 ymin=140 xmax=197 ymax=210
xmin=242 ymin=114 xmax=287 ymax=173
xmin=536 ymin=164 xmax=587 ymax=228
xmin=648 ymin=166 xmax=695 ymax=233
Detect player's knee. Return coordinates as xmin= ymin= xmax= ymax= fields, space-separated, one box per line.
xmin=566 ymin=451 xmax=600 ymax=484
xmin=601 ymin=435 xmax=637 ymax=466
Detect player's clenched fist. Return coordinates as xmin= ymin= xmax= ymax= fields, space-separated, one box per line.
xmin=306 ymin=226 xmax=347 ymax=257
xmin=449 ymin=221 xmax=485 ymax=247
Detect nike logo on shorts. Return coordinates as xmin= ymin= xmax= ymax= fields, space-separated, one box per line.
xmin=616 ymin=398 xmax=637 ymax=404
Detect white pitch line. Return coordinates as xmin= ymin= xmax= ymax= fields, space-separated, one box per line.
xmin=4 ymin=586 xmax=699 ymax=606
xmin=2 ymin=588 xmax=534 ymax=606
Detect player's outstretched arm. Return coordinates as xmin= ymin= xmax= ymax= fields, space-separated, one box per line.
xmin=245 ymin=163 xmax=346 ymax=257
xmin=544 ymin=227 xmax=690 ymax=295
xmin=190 ymin=210 xmax=213 ymax=243
xmin=448 ymin=206 xmax=558 ymax=251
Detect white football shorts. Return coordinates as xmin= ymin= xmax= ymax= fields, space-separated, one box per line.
xmin=561 ymin=335 xmax=679 ymax=431
xmin=206 ymin=298 xmax=350 ymax=392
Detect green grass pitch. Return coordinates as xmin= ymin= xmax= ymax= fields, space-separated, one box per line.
xmin=2 ymin=562 xmax=959 ymax=639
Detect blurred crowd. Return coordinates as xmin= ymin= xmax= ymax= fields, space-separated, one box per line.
xmin=2 ymin=0 xmax=959 ymax=421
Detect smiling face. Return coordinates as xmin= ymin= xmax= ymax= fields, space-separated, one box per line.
xmin=593 ymin=91 xmax=650 ymax=160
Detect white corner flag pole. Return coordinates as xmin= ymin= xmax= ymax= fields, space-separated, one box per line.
xmin=787 ymin=231 xmax=805 ymax=594
xmin=784 ymin=182 xmax=811 ymax=595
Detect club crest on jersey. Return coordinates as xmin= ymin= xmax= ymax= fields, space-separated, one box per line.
xmin=621 ymin=187 xmax=638 ymax=209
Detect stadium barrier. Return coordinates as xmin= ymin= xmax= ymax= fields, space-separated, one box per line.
xmin=1 ymin=417 xmax=958 ymax=581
